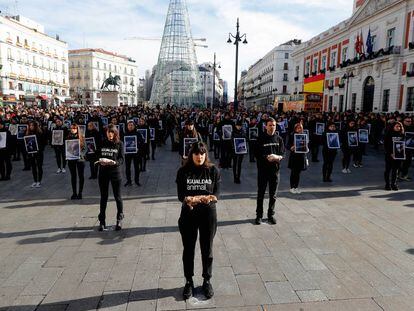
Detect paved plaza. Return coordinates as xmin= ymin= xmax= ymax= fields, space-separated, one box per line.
xmin=0 ymin=144 xmax=414 ymax=311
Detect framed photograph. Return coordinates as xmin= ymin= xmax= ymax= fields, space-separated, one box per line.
xmin=249 ymin=128 xmax=258 ymax=141
xmin=208 ymin=124 xmax=213 ymax=135
xmin=359 ymin=129 xmax=369 ymax=144
xmin=294 ymin=134 xmax=309 ymax=153
xmin=92 ymin=122 xmax=99 ymax=131
xmin=119 ymin=123 xmax=125 ymax=134
xmin=184 ymin=137 xmax=199 ymax=157
xmin=327 ymin=132 xmax=341 ymax=149
xmin=0 ymin=132 xmax=6 ymax=149
xmin=222 ymin=125 xmax=232 ymax=140
xmin=393 ymin=140 xmax=406 ymax=160
xmin=52 ymin=130 xmax=64 ymax=146
xmin=158 ymin=120 xmax=163 ymax=130
xmin=262 ymin=122 xmax=266 ymax=132
xmin=278 ymin=122 xmax=286 ymax=134
xmin=213 ymin=129 xmax=220 ymax=141
xmin=303 ymin=129 xmax=310 ymax=142
xmin=24 ymin=135 xmax=39 ymax=154
xmin=234 ymin=138 xmax=248 ymax=155
xmin=78 ymin=125 xmax=86 ymax=137
xmin=347 ymin=131 xmax=358 ymax=147
xmin=133 ymin=117 xmax=139 ymax=125
xmin=9 ymin=124 xmax=18 ymax=136
xmin=150 ymin=128 xmax=155 ymax=141
xmin=101 ymin=117 xmax=108 ymax=127
xmin=65 ymin=139 xmax=80 ymax=160
xmin=85 ymin=137 xmax=96 ymax=154
xmin=124 ymin=135 xmax=138 ymax=154
xmin=405 ymin=132 xmax=414 ymax=150
xmin=137 ymin=129 xmax=148 ymax=143
xmin=64 ymin=120 xmax=72 ymax=128
xmin=316 ymin=123 xmax=325 ymax=136
xmin=17 ymin=124 xmax=28 ymax=139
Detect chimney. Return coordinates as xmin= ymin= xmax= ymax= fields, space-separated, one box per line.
xmin=56 ymin=34 xmax=60 ymax=41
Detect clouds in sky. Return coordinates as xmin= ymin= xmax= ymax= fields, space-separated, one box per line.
xmin=0 ymin=0 xmax=352 ymax=99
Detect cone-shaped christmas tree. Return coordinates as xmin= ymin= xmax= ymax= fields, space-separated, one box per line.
xmin=150 ymin=0 xmax=202 ymax=107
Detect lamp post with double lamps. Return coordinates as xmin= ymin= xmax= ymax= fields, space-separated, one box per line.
xmin=209 ymin=53 xmax=221 ymax=109
xmin=227 ymin=18 xmax=248 ymax=112
xmin=343 ymin=71 xmax=354 ymax=111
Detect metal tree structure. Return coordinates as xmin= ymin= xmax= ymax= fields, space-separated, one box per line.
xmin=150 ymin=0 xmax=202 ymax=107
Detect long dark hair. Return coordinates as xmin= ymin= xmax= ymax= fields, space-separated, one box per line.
xmin=106 ymin=124 xmax=120 ymax=143
xmin=183 ymin=142 xmax=212 ymax=168
xmin=26 ymin=120 xmax=42 ymax=135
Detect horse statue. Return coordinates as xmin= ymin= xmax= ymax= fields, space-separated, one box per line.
xmin=101 ymin=73 xmax=121 ymax=90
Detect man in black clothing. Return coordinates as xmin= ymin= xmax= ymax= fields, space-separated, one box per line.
xmin=255 ymin=117 xmax=285 ymax=225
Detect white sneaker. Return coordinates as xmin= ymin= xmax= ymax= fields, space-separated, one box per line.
xmin=295 ymin=188 xmax=302 ymax=194
xmin=31 ymin=182 xmax=37 ymax=188
xmin=290 ymin=188 xmax=296 ymax=194
xmin=346 ymin=169 xmax=351 ymax=173
xmin=342 ymin=168 xmax=347 ymax=174
xmin=56 ymin=168 xmax=62 ymax=174
xmin=35 ymin=182 xmax=41 ymax=188
xmin=61 ymin=168 xmax=66 ymax=173
xmin=353 ymin=163 xmax=358 ymax=168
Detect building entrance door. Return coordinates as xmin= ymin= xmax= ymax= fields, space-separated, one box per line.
xmin=363 ymin=76 xmax=375 ymax=112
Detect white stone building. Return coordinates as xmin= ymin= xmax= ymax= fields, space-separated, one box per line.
xmin=291 ymin=0 xmax=414 ymax=113
xmin=198 ymin=63 xmax=224 ymax=108
xmin=0 ymin=15 xmax=69 ymax=106
xmin=238 ymin=39 xmax=302 ymax=109
xmin=68 ymin=49 xmax=138 ymax=106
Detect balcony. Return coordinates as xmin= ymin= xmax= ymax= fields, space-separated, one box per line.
xmin=33 ymin=64 xmax=38 ymax=68
xmin=311 ymin=71 xmax=317 ymax=76
xmin=327 ymin=85 xmax=334 ymax=90
xmin=39 ymin=50 xmax=44 ymax=55
xmin=319 ymin=69 xmax=326 ymax=74
xmin=31 ymin=47 xmax=38 ymax=52
xmin=329 ymin=65 xmax=336 ymax=72
xmin=16 ymin=41 xmax=22 ymax=47
xmin=406 ymin=71 xmax=414 ymax=78
xmin=76 ymin=76 xmax=81 ymax=80
xmin=283 ymin=78 xmax=289 ymax=82
xmin=338 ymin=83 xmax=345 ymax=89
xmin=24 ymin=44 xmax=30 ymax=50
xmin=294 ymin=76 xmax=299 ymax=81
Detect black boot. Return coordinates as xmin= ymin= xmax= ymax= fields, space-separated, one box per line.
xmin=98 ymin=221 xmax=106 ymax=231
xmin=115 ymin=219 xmax=122 ymax=231
xmin=202 ymin=279 xmax=214 ymax=299
xmin=183 ymin=280 xmax=194 ymax=300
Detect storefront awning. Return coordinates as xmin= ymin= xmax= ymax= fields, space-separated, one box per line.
xmin=54 ymin=96 xmax=70 ymax=102
xmin=38 ymin=95 xmax=48 ymax=100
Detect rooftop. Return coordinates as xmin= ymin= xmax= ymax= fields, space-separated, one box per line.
xmin=68 ymin=48 xmax=136 ymax=63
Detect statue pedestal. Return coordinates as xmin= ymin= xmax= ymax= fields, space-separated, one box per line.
xmin=101 ymin=91 xmax=119 ymax=107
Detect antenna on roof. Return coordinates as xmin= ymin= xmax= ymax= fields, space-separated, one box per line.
xmin=14 ymin=0 xmax=19 ymax=16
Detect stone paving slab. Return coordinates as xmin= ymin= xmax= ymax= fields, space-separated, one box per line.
xmin=0 ymin=144 xmax=414 ymax=310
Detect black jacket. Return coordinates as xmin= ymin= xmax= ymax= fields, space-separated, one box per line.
xmin=99 ymin=139 xmax=124 ymax=168
xmin=256 ymin=131 xmax=285 ymax=172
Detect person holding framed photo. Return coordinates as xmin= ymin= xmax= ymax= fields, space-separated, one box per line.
xmin=176 ymin=142 xmax=221 ymax=300
xmin=248 ymin=116 xmax=258 ymax=163
xmin=308 ymin=114 xmax=324 ymax=162
xmin=179 ymin=120 xmax=202 ymax=161
xmin=287 ymin=123 xmax=308 ymax=194
xmin=354 ymin=118 xmax=369 ymax=168
xmin=231 ymin=121 xmax=247 ymax=184
xmin=147 ymin=114 xmax=159 ymax=160
xmin=123 ymin=121 xmax=144 ymax=187
xmin=0 ymin=121 xmax=13 ymax=181
xmin=322 ymin=123 xmax=339 ymax=182
xmin=219 ymin=113 xmax=234 ymax=169
xmin=97 ymin=125 xmax=124 ymax=231
xmin=137 ymin=117 xmax=150 ymax=172
xmin=50 ymin=118 xmax=68 ymax=174
xmin=340 ymin=119 xmax=358 ymax=174
xmin=26 ymin=121 xmax=46 ymax=188
xmin=85 ymin=122 xmax=101 ymax=180
xmin=212 ymin=118 xmax=221 ymax=160
xmin=66 ymin=124 xmax=87 ymax=200
xmin=384 ymin=121 xmax=405 ymax=191
xmin=255 ymin=117 xmax=285 ymax=225
xmin=399 ymin=116 xmax=414 ymax=181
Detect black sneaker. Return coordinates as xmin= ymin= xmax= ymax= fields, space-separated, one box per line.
xmin=183 ymin=280 xmax=194 ymax=300
xmin=115 ymin=219 xmax=122 ymax=231
xmin=391 ymin=185 xmax=399 ymax=191
xmin=71 ymin=193 xmax=77 ymax=200
xmin=385 ymin=185 xmax=392 ymax=191
xmin=202 ymin=279 xmax=214 ymax=299
xmin=98 ymin=222 xmax=106 ymax=231
xmin=124 ymin=181 xmax=132 ymax=187
xmin=255 ymin=218 xmax=263 ymax=225
xmin=268 ymin=216 xmax=277 ymax=225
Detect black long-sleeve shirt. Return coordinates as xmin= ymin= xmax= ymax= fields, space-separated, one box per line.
xmin=256 ymin=131 xmax=285 ymax=172
xmin=98 ymin=139 xmax=124 ymax=168
xmin=176 ymin=164 xmax=221 ymax=206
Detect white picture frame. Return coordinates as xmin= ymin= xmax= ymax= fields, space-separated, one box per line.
xmin=405 ymin=132 xmax=414 ymax=150
xmin=0 ymin=132 xmax=6 ymax=149
xmin=65 ymin=139 xmax=80 ymax=160
xmin=17 ymin=124 xmax=28 ymax=139
xmin=347 ymin=131 xmax=358 ymax=147
xmin=222 ymin=125 xmax=232 ymax=140
xmin=234 ymin=138 xmax=248 ymax=155
xmin=249 ymin=128 xmax=258 ymax=141
xmin=294 ymin=134 xmax=309 ymax=153
xmin=393 ymin=140 xmax=406 ymax=160
xmin=9 ymin=124 xmax=18 ymax=136
xmin=358 ymin=129 xmax=369 ymax=144
xmin=183 ymin=137 xmax=199 ymax=158
xmin=24 ymin=135 xmax=39 ymax=154
xmin=316 ymin=123 xmax=325 ymax=136
xmin=85 ymin=137 xmax=96 ymax=154
xmin=213 ymin=130 xmax=220 ymax=141
xmin=327 ymin=132 xmax=340 ymax=149
xmin=52 ymin=130 xmax=64 ymax=146
xmin=124 ymin=136 xmax=138 ymax=154
xmin=150 ymin=128 xmax=155 ymax=141
xmin=137 ymin=129 xmax=148 ymax=143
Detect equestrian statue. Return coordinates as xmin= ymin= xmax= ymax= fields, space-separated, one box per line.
xmin=101 ymin=72 xmax=121 ymax=90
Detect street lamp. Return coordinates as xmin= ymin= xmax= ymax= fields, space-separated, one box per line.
xmin=227 ymin=17 xmax=248 ymax=112
xmin=343 ymin=71 xmax=354 ymax=112
xmin=208 ymin=53 xmax=221 ymax=109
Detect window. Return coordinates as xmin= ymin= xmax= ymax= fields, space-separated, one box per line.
xmin=382 ymin=89 xmax=390 ymax=112
xmin=342 ymin=47 xmax=348 ymax=62
xmin=283 ymin=63 xmax=288 ymax=70
xmin=406 ymin=87 xmax=414 ymax=111
xmin=7 ymin=48 xmax=12 ymax=60
xmin=313 ymin=59 xmax=318 ymax=72
xmin=104 ymin=63 xmax=107 ymax=70
xmin=351 ymin=93 xmax=357 ymax=111
xmin=339 ymin=95 xmax=344 ymax=112
xmin=321 ymin=55 xmax=327 ymax=70
xmin=131 ymin=69 xmax=134 ymax=75
xmin=282 ymin=85 xmax=287 ymax=93
xmin=305 ymin=62 xmax=310 ymax=75
xmin=329 ymin=96 xmax=333 ymax=111
xmin=371 ymin=35 xmax=376 ymax=51
xmin=283 ymin=73 xmax=288 ymax=81
xmin=16 ymin=36 xmax=20 ymax=43
xmin=387 ymin=28 xmax=395 ymax=48
xmin=33 ymin=56 xmax=36 ymax=66
xmin=109 ymin=64 xmax=112 ymax=71
xmin=331 ymin=51 xmax=337 ymax=67
xmin=410 ymin=63 xmax=414 ymax=73
xmin=284 ymin=53 xmax=289 ymax=59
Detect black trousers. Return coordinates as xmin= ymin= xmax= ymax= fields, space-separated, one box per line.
xmin=384 ymin=157 xmax=401 ymax=186
xmin=150 ymin=141 xmax=156 ymax=159
xmin=353 ymin=146 xmax=363 ymax=165
xmin=0 ymin=153 xmax=12 ymax=179
xmin=400 ymin=150 xmax=412 ymax=177
xmin=290 ymin=168 xmax=301 ymax=188
xmin=342 ymin=149 xmax=352 ymax=169
xmin=232 ymin=155 xmax=244 ymax=180
xmin=88 ymin=158 xmax=98 ymax=178
xmin=125 ymin=155 xmax=140 ymax=183
xmin=178 ymin=204 xmax=217 ymax=281
xmin=29 ymin=153 xmax=44 ymax=182
xmin=310 ymin=142 xmax=319 ymax=161
xmin=213 ymin=141 xmax=220 ymax=159
xmin=139 ymin=154 xmax=147 ymax=171
xmin=54 ymin=146 xmax=66 ymax=169
xmin=256 ymin=169 xmax=279 ymax=218
xmin=19 ymin=141 xmax=29 ymax=169
xmin=322 ymin=150 xmax=336 ymax=180
xmin=220 ymin=141 xmax=232 ymax=168
xmin=98 ymin=167 xmax=124 ymax=223
xmin=249 ymin=142 xmax=257 ymax=162
xmin=68 ymin=161 xmax=85 ymax=195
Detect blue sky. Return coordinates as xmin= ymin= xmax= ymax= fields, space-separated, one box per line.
xmin=0 ymin=0 xmax=353 ymax=98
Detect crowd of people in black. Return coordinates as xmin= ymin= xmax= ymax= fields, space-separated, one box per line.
xmin=0 ymin=103 xmax=413 ymax=300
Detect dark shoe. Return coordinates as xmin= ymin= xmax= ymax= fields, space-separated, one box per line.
xmin=77 ymin=193 xmax=82 ymax=200
xmin=115 ymin=219 xmax=122 ymax=231
xmin=183 ymin=280 xmax=194 ymax=300
xmin=71 ymin=193 xmax=77 ymax=200
xmin=391 ymin=185 xmax=399 ymax=191
xmin=202 ymin=279 xmax=214 ymax=299
xmin=4 ymin=176 xmax=10 ymax=180
xmin=152 ymin=156 xmax=155 ymax=160
xmin=135 ymin=181 xmax=141 ymax=186
xmin=98 ymin=222 xmax=106 ymax=231
xmin=124 ymin=181 xmax=132 ymax=187
xmin=326 ymin=178 xmax=332 ymax=182
xmin=385 ymin=185 xmax=391 ymax=191
xmin=255 ymin=217 xmax=263 ymax=225
xmin=268 ymin=216 xmax=277 ymax=225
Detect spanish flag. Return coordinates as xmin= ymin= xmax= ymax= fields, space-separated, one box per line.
xmin=304 ymin=74 xmax=325 ymax=93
